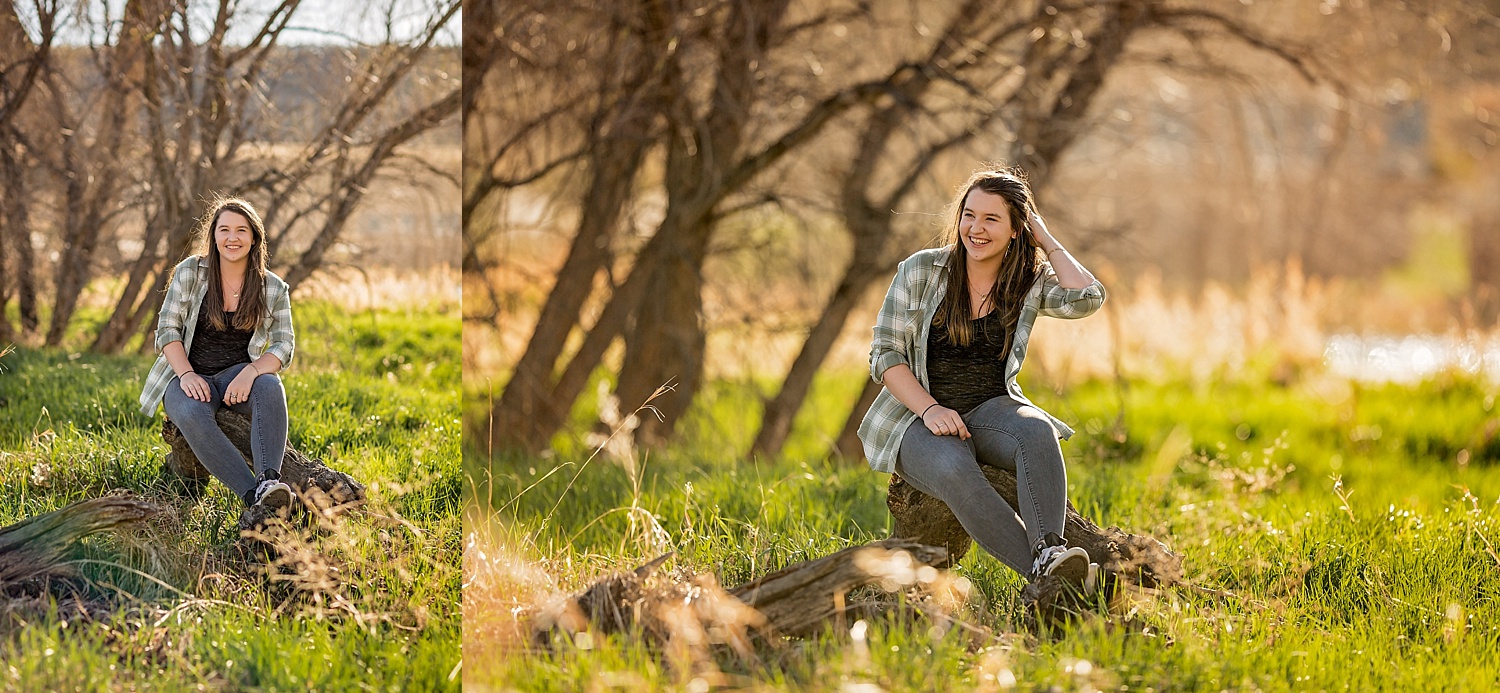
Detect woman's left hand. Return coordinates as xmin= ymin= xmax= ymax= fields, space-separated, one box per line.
xmin=1027 ymin=209 xmax=1053 ymax=246
xmin=225 ymin=365 xmax=259 ymax=406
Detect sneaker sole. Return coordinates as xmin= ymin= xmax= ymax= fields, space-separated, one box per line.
xmin=259 ymin=484 xmax=294 ymax=511
xmin=1044 ymin=547 xmax=1091 ymax=584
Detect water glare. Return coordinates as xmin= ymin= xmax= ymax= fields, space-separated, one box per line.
xmin=1323 ymin=334 xmax=1500 ymax=382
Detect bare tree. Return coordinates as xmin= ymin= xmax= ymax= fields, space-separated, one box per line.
xmin=472 ymin=0 xmax=1500 ymax=460
xmin=471 ymin=0 xmax=679 ymax=451
xmin=40 ymin=0 xmax=174 ymax=347
xmin=475 ymin=0 xmax=915 ymax=452
xmin=815 ymin=0 xmax=1340 ymax=461
xmin=91 ymin=0 xmax=308 ymax=353
xmin=1 ymin=0 xmax=460 ymax=350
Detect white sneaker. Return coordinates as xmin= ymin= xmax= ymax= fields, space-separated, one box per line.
xmin=253 ymin=478 xmax=294 ymax=511
xmin=1030 ymin=543 xmax=1090 ymax=584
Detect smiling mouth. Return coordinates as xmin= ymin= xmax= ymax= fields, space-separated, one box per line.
xmin=968 ymin=236 xmax=992 ymax=247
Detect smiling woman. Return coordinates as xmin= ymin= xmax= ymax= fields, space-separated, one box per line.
xmin=137 ymin=196 xmax=297 ymax=514
xmin=858 ymin=165 xmax=1107 ymax=587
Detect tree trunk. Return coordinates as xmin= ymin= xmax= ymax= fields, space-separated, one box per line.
xmin=44 ymin=0 xmax=170 ymax=346
xmin=1471 ymin=206 xmax=1500 ymax=327
xmin=489 ymin=135 xmax=650 ymax=452
xmin=750 ymin=266 xmax=884 ymax=458
xmin=832 ymin=378 xmax=881 ymax=462
xmin=1 ymin=135 xmax=37 ymax=336
xmin=481 ymin=206 xmax=677 ymax=456
xmin=614 ymin=214 xmax=714 ymax=445
xmin=0 ymin=144 xmax=13 ymax=342
xmin=11 ymin=210 xmax=37 ymax=336
xmin=611 ymin=0 xmax=793 ymax=447
xmin=92 ymin=226 xmax=171 ymax=353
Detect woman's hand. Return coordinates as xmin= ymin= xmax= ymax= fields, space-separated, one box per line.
xmin=921 ymin=404 xmax=971 ymax=440
xmin=1027 ymin=207 xmax=1097 ymax=289
xmin=1027 ymin=209 xmax=1054 ymax=247
xmin=178 ymin=372 xmax=212 ymax=402
xmin=224 ymin=365 xmax=259 ymax=406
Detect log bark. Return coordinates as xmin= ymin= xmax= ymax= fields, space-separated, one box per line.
xmin=533 ymin=538 xmax=952 ymax=649
xmin=160 ymin=409 xmax=366 ymax=534
xmin=728 ymin=538 xmax=949 ymax=638
xmin=0 ymin=494 xmax=160 ymax=587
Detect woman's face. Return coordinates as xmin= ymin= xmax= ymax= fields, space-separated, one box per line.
xmin=214 ymin=210 xmax=254 ymax=265
xmin=958 ymin=188 xmax=1014 ymax=267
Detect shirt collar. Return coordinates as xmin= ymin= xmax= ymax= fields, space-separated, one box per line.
xmin=934 ymin=245 xmax=955 ymax=268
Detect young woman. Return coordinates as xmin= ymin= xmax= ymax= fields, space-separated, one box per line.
xmin=138 ymin=197 xmax=296 ymax=512
xmin=858 ymin=167 xmax=1106 ymax=587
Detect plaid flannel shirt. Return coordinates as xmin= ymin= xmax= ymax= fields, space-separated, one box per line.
xmin=137 ymin=256 xmax=295 ymax=417
xmin=856 ymin=246 xmax=1106 ymax=473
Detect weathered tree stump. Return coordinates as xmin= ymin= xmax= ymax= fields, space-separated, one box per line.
xmin=887 ymin=465 xmax=1183 ymax=623
xmin=0 ymin=493 xmax=160 ymax=588
xmin=533 ymin=538 xmax=954 ymax=650
xmin=160 ymin=409 xmax=366 ymax=535
xmin=0 ymin=493 xmax=162 ymax=632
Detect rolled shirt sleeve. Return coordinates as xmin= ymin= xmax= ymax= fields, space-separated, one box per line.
xmin=1037 ymin=263 xmax=1107 ymax=319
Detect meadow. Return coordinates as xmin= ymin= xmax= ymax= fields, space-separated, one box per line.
xmin=467 ymin=334 xmax=1500 ymax=690
xmin=0 ymin=296 xmax=462 ymax=691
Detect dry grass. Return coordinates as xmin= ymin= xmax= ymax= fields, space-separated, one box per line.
xmin=465 ymin=253 xmax=1500 ymax=388
xmin=298 ymin=265 xmax=461 ymax=312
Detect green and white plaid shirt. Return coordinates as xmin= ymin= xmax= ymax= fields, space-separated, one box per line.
xmin=857 ymin=246 xmax=1106 ymax=473
xmin=137 ymin=255 xmax=295 ymax=417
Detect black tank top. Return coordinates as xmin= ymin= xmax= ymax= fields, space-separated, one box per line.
xmin=926 ymin=310 xmax=1009 ymax=415
xmin=189 ymin=298 xmax=253 ymax=376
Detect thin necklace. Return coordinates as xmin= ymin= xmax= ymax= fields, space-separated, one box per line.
xmin=969 ymin=281 xmax=993 ymax=317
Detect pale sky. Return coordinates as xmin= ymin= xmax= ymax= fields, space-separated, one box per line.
xmin=18 ymin=0 xmax=460 ymax=47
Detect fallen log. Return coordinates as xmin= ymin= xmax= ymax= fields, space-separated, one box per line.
xmin=887 ymin=464 xmax=1183 ymax=623
xmin=729 ymin=539 xmax=950 ymax=637
xmin=160 ymin=409 xmax=367 ymax=534
xmin=533 ymin=538 xmax=958 ymax=651
xmin=530 ymin=462 xmax=1183 ymax=653
xmin=0 ymin=493 xmax=160 ymax=588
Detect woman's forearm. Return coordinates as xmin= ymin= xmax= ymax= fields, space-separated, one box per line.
xmin=162 ymin=342 xmax=194 ymax=378
xmin=249 ymin=353 xmax=283 ymax=376
xmin=1031 ymin=221 xmax=1096 ymax=290
xmin=880 ymin=363 xmax=938 ymax=417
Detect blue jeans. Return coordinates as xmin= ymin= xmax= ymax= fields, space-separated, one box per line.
xmin=163 ymin=362 xmax=287 ymax=501
xmin=895 ymin=394 xmax=1068 ymax=575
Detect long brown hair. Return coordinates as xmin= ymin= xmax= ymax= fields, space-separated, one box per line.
xmin=198 ymin=195 xmax=269 ymax=331
xmin=933 ymin=166 xmax=1042 ymax=351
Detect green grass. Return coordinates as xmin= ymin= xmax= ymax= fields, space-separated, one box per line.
xmin=0 ymin=300 xmax=461 ymax=691
xmin=470 ymin=365 xmax=1500 ymax=690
